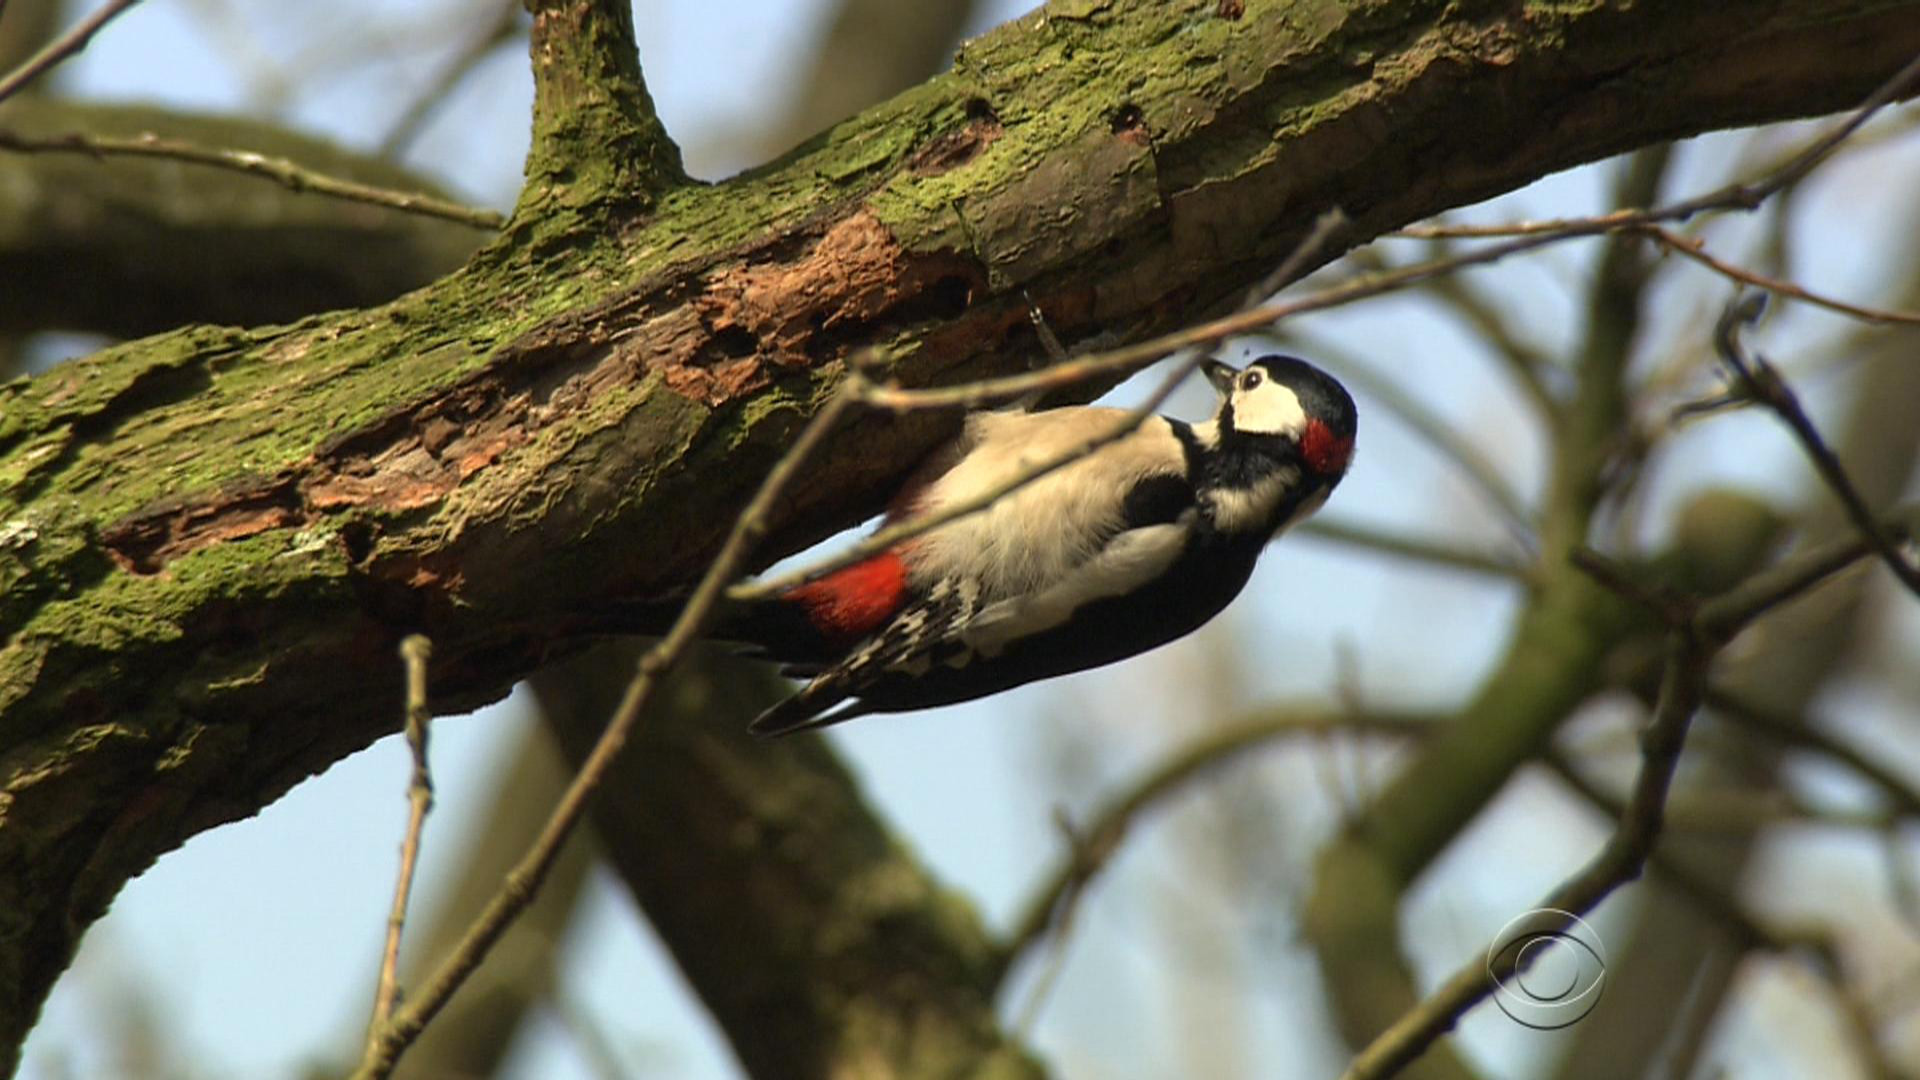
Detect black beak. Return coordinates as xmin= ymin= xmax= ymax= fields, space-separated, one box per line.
xmin=1201 ymin=357 xmax=1238 ymax=396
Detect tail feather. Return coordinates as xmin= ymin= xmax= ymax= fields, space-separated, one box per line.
xmin=747 ymin=678 xmax=874 ymax=738
xmin=580 ymin=585 xmax=896 ymax=737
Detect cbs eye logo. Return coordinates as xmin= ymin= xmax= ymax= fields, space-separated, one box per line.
xmin=1485 ymin=908 xmax=1608 ymax=1030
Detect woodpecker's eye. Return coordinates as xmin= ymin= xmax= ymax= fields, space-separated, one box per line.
xmin=1240 ymin=371 xmax=1263 ymax=391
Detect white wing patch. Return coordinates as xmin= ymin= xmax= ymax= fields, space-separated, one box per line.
xmin=904 ymin=408 xmax=1190 ymax=603
xmin=960 ymin=522 xmax=1190 ymax=658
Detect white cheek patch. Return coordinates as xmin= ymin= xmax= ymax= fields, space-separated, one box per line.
xmin=1232 ymin=381 xmax=1306 ymax=438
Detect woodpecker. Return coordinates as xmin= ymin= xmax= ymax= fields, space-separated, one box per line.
xmin=721 ymin=353 xmax=1356 ymax=735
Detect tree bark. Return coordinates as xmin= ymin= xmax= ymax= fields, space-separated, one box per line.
xmin=3 ymin=0 xmax=1920 ymax=1066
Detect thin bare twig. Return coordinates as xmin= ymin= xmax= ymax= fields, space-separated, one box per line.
xmin=1392 ymin=45 xmax=1920 ymax=249
xmin=1570 ymin=545 xmax=1694 ymax=625
xmin=1708 ymin=688 xmax=1920 ymax=820
xmin=1345 ymin=514 xmax=1904 ymax=1079
xmin=1241 ymin=208 xmax=1352 ymax=307
xmin=857 ymin=241 xmax=1551 ymax=415
xmin=1737 ymin=51 xmax=1920 ymax=201
xmin=1547 ymin=745 xmax=1909 ymax=1080
xmin=1297 ymin=518 xmax=1531 ymax=582
xmin=1704 ymin=525 xmax=1909 ymax=641
xmin=1575 ymin=510 xmax=1906 ymax=644
xmin=1713 ymin=296 xmax=1920 ymax=599
xmin=353 ymin=378 xmax=867 ymax=1079
xmin=1340 ymin=628 xmax=1711 ymax=1080
xmin=380 ymin=0 xmax=523 ymax=159
xmin=1430 ymin=272 xmax=1558 ymax=413
xmin=0 ymin=0 xmax=142 ymax=105
xmin=1643 ymin=226 xmax=1920 ymax=326
xmin=738 ymin=93 xmax=1916 ymax=605
xmin=1390 ymin=48 xmax=1920 ymax=244
xmin=1342 ymin=238 xmax=1917 ymax=1078
xmin=1384 ymin=229 xmax=1559 ymax=414
xmin=362 ymin=635 xmax=436 ymax=1071
xmin=0 ymin=128 xmax=505 ymax=228
xmin=1547 ymin=747 xmax=1907 ymax=1077
xmin=991 ymin=708 xmax=1435 ymax=993
xmin=1542 ymin=748 xmax=1775 ymax=951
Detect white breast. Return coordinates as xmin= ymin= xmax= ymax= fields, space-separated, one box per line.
xmin=903 ymin=408 xmax=1189 ymax=602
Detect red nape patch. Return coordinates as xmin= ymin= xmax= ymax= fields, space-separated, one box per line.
xmin=783 ymin=550 xmax=910 ymax=640
xmin=1301 ymin=419 xmax=1354 ymax=476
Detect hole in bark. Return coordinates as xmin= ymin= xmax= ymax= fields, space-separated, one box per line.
xmin=881 ymin=273 xmax=979 ymax=329
xmin=922 ymin=275 xmax=973 ymax=320
xmin=714 ymin=325 xmax=759 ymax=358
xmin=341 ymin=521 xmax=377 ymax=565
xmin=909 ymin=101 xmax=1004 ymax=176
xmin=806 ymin=329 xmax=858 ymax=363
xmin=1111 ymin=102 xmax=1147 ymax=138
xmin=1002 ymin=319 xmax=1039 ymax=355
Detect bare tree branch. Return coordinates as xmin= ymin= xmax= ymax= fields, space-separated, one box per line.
xmin=992 ymin=708 xmax=1436 ymax=993
xmin=1341 ymin=628 xmax=1709 ymax=1080
xmin=1712 ymin=296 xmax=1920 ymax=598
xmin=0 ymin=99 xmax=485 ymax=335
xmin=1298 ymin=518 xmax=1532 ymax=582
xmin=1644 ymin=226 xmax=1920 ymax=326
xmin=1340 ymin=505 xmax=1896 ymax=1078
xmin=0 ymin=0 xmax=141 ymax=105
xmin=0 ymin=127 xmax=504 ymax=228
xmin=353 ymin=376 xmax=862 ymax=1078
xmin=1542 ymin=747 xmax=1907 ymax=1079
xmin=363 ymin=635 xmax=436 ymax=1061
xmin=1709 ymin=688 xmax=1920 ymax=821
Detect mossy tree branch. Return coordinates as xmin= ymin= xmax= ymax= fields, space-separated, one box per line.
xmin=3 ymin=0 xmax=1920 ymax=1067
xmin=518 ymin=0 xmax=686 ymax=217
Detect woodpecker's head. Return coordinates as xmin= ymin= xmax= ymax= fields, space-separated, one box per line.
xmin=1202 ymin=354 xmax=1357 ymax=481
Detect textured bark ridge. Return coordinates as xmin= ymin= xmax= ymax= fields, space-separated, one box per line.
xmin=3 ymin=0 xmax=1919 ymax=1061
